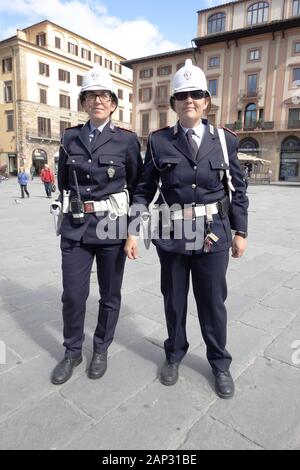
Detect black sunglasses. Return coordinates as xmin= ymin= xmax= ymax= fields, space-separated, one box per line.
xmin=174 ymin=90 xmax=206 ymax=101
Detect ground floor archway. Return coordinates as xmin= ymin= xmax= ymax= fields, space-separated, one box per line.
xmin=32 ymin=149 xmax=47 ymax=175
xmin=280 ymin=136 xmax=300 ymax=182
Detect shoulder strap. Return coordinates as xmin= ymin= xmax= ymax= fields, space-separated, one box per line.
xmin=217 ymin=128 xmax=235 ymax=202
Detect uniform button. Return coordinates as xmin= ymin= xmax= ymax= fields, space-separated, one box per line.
xmin=86 ymin=188 xmax=91 ymax=192
xmin=193 ymin=166 xmax=197 ymax=170
xmin=72 ymin=159 xmax=75 ymax=163
xmin=192 ymin=202 xmax=196 ymax=207
xmin=86 ymin=174 xmax=90 ymax=179
xmin=192 ymin=184 xmax=196 ymax=189
xmin=110 ymin=161 xmax=114 ymax=164
xmin=192 ymin=218 xmax=196 ymax=221
xmin=88 ymin=159 xmax=92 ymax=163
xmin=167 ymin=164 xmax=171 ymax=168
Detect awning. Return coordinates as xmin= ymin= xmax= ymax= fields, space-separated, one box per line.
xmin=238 ymin=153 xmax=271 ymax=164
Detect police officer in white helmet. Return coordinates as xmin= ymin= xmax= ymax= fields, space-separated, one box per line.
xmin=51 ymin=64 xmax=143 ymax=385
xmin=126 ymin=59 xmax=248 ymax=398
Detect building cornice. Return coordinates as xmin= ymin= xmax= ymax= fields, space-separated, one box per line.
xmin=122 ymin=47 xmax=195 ymax=69
xmin=0 ymin=36 xmax=132 ymax=85
xmin=21 ymin=19 xmax=126 ymax=61
xmin=193 ymin=17 xmax=300 ymax=47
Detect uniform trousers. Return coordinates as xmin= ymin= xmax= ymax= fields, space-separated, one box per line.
xmin=61 ymin=237 xmax=126 ymax=358
xmin=157 ymin=247 xmax=232 ymax=372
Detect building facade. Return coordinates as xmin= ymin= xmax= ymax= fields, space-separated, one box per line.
xmin=123 ymin=0 xmax=300 ymax=182
xmin=0 ymin=21 xmax=133 ymax=175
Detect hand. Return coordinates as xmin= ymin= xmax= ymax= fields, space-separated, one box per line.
xmin=124 ymin=235 xmax=138 ymax=260
xmin=231 ymin=235 xmax=247 ymax=258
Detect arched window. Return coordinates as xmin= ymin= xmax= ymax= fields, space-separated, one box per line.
xmin=247 ymin=2 xmax=269 ymax=25
xmin=239 ymin=137 xmax=259 ymax=154
xmin=207 ymin=12 xmax=226 ymax=34
xmin=244 ymin=103 xmax=257 ymax=129
xmin=293 ymin=0 xmax=300 ymax=16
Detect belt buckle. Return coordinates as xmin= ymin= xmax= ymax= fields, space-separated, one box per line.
xmin=84 ymin=201 xmax=94 ymax=213
xmin=182 ymin=207 xmax=193 ymax=220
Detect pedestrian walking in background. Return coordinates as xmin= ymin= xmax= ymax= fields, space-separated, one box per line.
xmin=17 ymin=167 xmax=30 ymax=198
xmin=40 ymin=164 xmax=54 ymax=198
xmin=30 ymin=165 xmax=35 ymax=180
xmin=126 ymin=59 xmax=249 ymax=399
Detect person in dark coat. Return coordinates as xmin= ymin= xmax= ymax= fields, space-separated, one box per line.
xmin=51 ymin=64 xmax=143 ymax=385
xmin=125 ymin=59 xmax=248 ymax=399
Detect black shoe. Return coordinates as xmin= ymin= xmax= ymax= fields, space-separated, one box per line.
xmin=214 ymin=370 xmax=235 ymax=399
xmin=51 ymin=356 xmax=82 ymax=385
xmin=87 ymin=351 xmax=108 ymax=379
xmin=159 ymin=361 xmax=179 ymax=386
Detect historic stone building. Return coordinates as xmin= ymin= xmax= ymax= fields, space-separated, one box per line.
xmin=0 ymin=20 xmax=133 ymax=175
xmin=123 ymin=0 xmax=300 ymax=182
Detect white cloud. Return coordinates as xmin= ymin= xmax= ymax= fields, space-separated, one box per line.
xmin=0 ymin=0 xmax=183 ymax=59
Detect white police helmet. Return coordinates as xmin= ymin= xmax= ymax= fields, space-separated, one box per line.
xmin=172 ymin=59 xmax=209 ymax=95
xmin=81 ymin=63 xmax=116 ymax=94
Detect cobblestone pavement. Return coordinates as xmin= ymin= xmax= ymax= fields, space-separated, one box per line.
xmin=0 ymin=177 xmax=299 ymax=450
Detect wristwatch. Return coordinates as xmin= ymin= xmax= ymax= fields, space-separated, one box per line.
xmin=235 ymin=231 xmax=248 ymax=239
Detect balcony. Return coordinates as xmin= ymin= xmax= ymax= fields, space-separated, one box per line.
xmin=239 ymin=87 xmax=263 ymax=101
xmin=225 ymin=120 xmax=300 ymax=132
xmin=26 ymin=130 xmax=61 ymax=143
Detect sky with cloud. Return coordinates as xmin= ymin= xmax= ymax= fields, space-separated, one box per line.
xmin=0 ymin=0 xmax=229 ymax=59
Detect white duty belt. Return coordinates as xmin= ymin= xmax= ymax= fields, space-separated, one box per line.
xmin=171 ymin=202 xmax=219 ymax=221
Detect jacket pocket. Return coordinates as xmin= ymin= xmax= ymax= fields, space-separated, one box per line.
xmin=99 ymin=155 xmax=126 ymax=180
xmin=159 ymin=157 xmax=181 ymax=188
xmin=207 ymin=159 xmax=229 ymax=189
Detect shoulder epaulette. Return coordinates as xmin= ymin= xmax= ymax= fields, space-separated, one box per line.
xmin=152 ymin=126 xmax=170 ymax=134
xmin=117 ymin=126 xmax=134 ymax=133
xmin=223 ymin=127 xmax=237 ymax=137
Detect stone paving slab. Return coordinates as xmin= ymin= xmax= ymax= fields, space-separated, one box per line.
xmin=208 ymin=356 xmax=300 ymax=450
xmin=1 ymin=179 xmax=300 ymax=450
xmin=64 ymin=377 xmax=214 ymax=450
xmin=0 ymin=392 xmax=93 ymax=450
xmin=179 ymin=415 xmax=263 ymax=450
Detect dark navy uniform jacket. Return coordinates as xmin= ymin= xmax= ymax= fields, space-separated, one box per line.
xmin=58 ymin=120 xmax=143 ymax=244
xmin=132 ymin=121 xmax=248 ymax=255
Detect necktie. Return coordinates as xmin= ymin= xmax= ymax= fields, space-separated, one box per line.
xmin=91 ymin=129 xmax=101 ymax=151
xmin=186 ymin=129 xmax=198 ymax=159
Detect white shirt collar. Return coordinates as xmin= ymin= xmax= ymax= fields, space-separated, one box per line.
xmin=180 ymin=121 xmax=205 ymax=138
xmin=89 ymin=119 xmax=110 ymax=134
